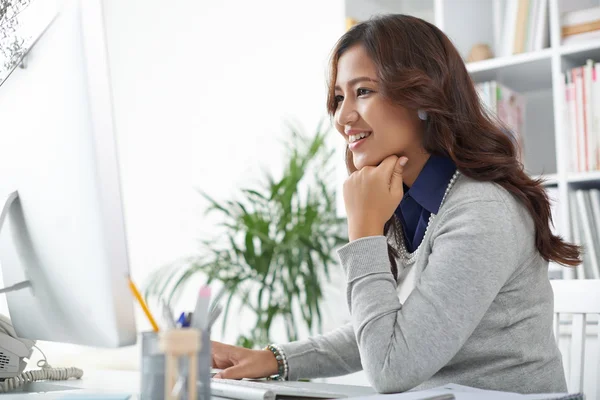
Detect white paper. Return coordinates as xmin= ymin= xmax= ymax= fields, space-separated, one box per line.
xmin=348 ymin=383 xmax=574 ymax=400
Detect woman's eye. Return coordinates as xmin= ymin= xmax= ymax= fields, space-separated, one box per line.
xmin=357 ymin=88 xmax=372 ymax=96
xmin=334 ymin=95 xmax=344 ymax=103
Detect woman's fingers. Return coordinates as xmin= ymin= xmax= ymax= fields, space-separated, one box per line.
xmin=211 ymin=341 xmax=234 ymax=369
xmin=213 ymin=363 xmax=248 ymax=380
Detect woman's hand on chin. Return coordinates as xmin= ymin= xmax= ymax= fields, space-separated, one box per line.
xmin=343 ymin=155 xmax=408 ymax=241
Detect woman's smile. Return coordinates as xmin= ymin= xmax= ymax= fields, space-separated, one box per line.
xmin=347 ymin=130 xmax=372 ymax=151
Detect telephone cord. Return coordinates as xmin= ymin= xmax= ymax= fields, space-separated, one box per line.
xmin=0 ymin=344 xmax=83 ymax=392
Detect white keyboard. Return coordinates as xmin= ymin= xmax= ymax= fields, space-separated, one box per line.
xmin=210 ymin=378 xmax=348 ymax=400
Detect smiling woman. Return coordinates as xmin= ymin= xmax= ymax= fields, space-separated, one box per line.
xmin=209 ymin=14 xmax=582 ymax=395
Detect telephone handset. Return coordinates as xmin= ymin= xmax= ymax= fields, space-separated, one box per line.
xmin=0 ymin=314 xmax=83 ymax=392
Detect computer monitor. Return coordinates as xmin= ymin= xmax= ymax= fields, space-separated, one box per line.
xmin=0 ymin=0 xmax=136 ymax=347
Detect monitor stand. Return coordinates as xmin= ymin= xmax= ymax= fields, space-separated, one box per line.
xmin=0 ymin=192 xmax=19 ymax=235
xmin=0 ymin=191 xmax=31 ymax=294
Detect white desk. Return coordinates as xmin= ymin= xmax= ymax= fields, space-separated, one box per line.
xmin=0 ymin=370 xmax=376 ymax=400
xmin=0 ymin=370 xmax=139 ymax=400
xmin=0 ymin=371 xmax=580 ymax=400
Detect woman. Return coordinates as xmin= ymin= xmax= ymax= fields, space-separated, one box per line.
xmin=211 ymin=14 xmax=580 ymax=394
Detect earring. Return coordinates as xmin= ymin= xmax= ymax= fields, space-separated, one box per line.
xmin=418 ymin=109 xmax=428 ymax=121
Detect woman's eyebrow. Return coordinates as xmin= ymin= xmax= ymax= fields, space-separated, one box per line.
xmin=334 ymin=77 xmax=379 ymax=91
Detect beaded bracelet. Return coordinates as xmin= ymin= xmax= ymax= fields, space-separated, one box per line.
xmin=264 ymin=344 xmax=288 ymax=381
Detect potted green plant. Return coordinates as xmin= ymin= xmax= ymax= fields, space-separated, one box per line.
xmin=145 ymin=123 xmax=347 ymax=348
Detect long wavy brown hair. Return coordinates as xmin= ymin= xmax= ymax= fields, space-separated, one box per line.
xmin=327 ymin=14 xmax=580 ymax=279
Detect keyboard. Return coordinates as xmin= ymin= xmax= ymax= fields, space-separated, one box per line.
xmin=210 ymin=378 xmax=349 ymax=400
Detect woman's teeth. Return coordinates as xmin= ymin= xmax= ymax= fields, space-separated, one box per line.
xmin=348 ymin=132 xmax=372 ymax=143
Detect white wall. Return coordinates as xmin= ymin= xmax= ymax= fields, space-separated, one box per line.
xmin=346 ymin=0 xmax=434 ymax=25
xmin=102 ymin=0 xmax=351 ymax=341
xmin=102 ymin=0 xmax=344 ymax=282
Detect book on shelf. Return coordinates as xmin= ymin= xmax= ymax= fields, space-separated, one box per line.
xmin=561 ymin=59 xmax=600 ymax=173
xmin=562 ymin=29 xmax=600 ymax=45
xmin=497 ymin=0 xmax=548 ymax=57
xmin=475 ymin=80 xmax=526 ymax=159
xmin=561 ymin=5 xmax=600 ymax=44
xmin=569 ymin=189 xmax=600 ymax=280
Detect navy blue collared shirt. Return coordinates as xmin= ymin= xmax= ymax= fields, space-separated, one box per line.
xmin=394 ymin=154 xmax=457 ymax=253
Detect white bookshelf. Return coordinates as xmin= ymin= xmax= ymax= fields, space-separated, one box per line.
xmin=339 ymin=0 xmax=600 ymax=282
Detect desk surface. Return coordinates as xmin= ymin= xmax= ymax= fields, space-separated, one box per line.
xmin=1 ymin=370 xmax=139 ymax=400
xmin=0 ymin=370 xmax=376 ymax=400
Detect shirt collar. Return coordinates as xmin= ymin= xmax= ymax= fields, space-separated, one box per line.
xmin=404 ymin=154 xmax=456 ymax=214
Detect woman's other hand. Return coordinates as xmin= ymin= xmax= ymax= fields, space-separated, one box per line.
xmin=211 ymin=341 xmax=279 ymax=380
xmin=343 ymin=155 xmax=407 ymax=241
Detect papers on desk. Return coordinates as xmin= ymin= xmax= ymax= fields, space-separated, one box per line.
xmin=350 ymin=384 xmax=583 ymax=400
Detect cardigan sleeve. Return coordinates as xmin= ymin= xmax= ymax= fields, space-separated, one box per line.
xmin=278 ymin=322 xmax=362 ymax=380
xmin=337 ymin=199 xmax=520 ymax=393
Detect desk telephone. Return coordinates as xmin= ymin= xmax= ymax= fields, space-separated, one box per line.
xmin=0 ymin=314 xmax=83 ymax=392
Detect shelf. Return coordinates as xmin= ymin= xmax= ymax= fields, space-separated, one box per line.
xmin=529 ymin=173 xmax=558 ymax=186
xmin=537 ymin=173 xmax=559 ymax=186
xmin=466 ymin=49 xmax=553 ymax=92
xmin=559 ymin=40 xmax=600 ymax=58
xmin=567 ymin=171 xmax=600 ymax=184
xmin=559 ymin=41 xmax=600 ymax=70
xmin=466 ymin=48 xmax=553 ymax=72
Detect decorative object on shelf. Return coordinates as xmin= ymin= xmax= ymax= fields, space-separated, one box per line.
xmin=467 ymin=43 xmax=493 ymax=63
xmin=145 ymin=123 xmax=347 ymax=349
xmin=346 ymin=17 xmax=358 ymax=31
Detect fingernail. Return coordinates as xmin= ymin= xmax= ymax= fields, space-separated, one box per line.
xmin=399 ymin=158 xmax=408 ymax=166
xmin=214 ymin=374 xmax=222 ymax=379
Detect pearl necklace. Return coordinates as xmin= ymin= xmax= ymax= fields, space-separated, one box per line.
xmin=395 ymin=170 xmax=461 ymax=263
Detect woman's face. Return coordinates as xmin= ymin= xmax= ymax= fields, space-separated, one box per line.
xmin=333 ymin=44 xmax=423 ymax=171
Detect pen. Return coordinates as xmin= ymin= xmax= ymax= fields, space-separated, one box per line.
xmin=191 ymin=285 xmax=211 ymax=329
xmin=177 ymin=312 xmax=191 ymax=328
xmin=172 ymin=375 xmax=185 ymax=398
xmin=160 ymin=299 xmax=176 ymax=329
xmin=128 ymin=276 xmax=160 ymax=332
xmin=208 ymin=303 xmax=223 ymax=329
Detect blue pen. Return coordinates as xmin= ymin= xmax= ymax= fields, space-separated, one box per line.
xmin=177 ymin=312 xmax=190 ymax=328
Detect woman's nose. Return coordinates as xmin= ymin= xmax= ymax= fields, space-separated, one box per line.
xmin=336 ymin=101 xmax=359 ymax=127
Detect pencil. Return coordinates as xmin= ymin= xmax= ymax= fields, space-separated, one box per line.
xmin=128 ymin=276 xmax=160 ymax=332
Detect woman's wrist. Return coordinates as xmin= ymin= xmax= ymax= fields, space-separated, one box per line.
xmin=263 ymin=344 xmax=289 ymax=380
xmin=348 ymin=222 xmax=384 ymax=241
xmin=260 ymin=349 xmax=280 ymax=377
